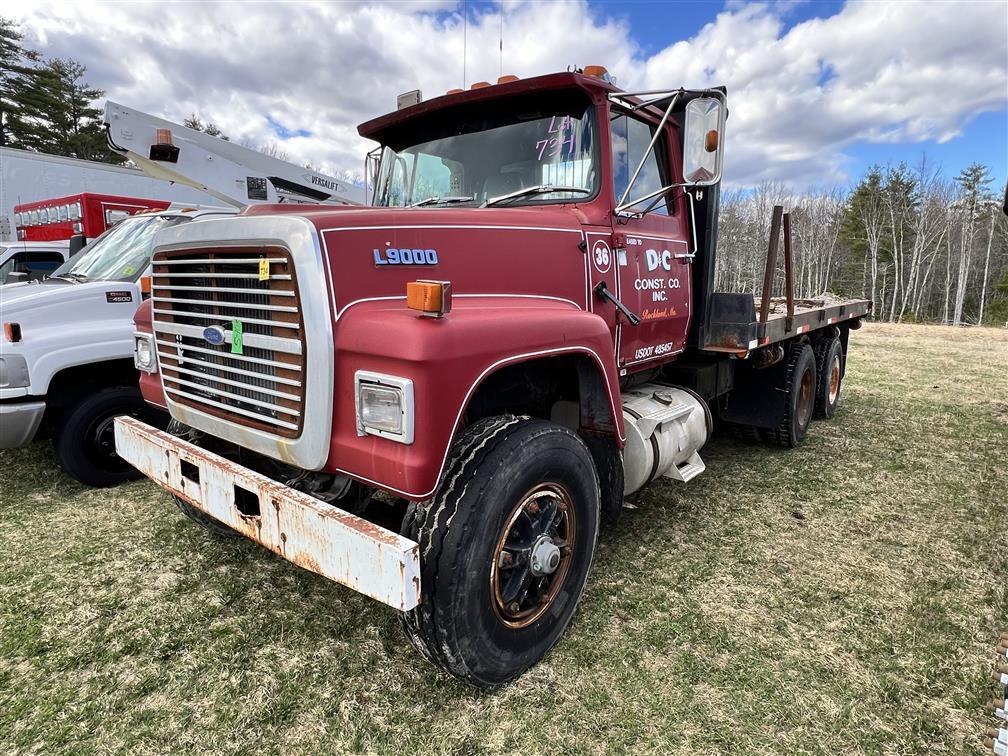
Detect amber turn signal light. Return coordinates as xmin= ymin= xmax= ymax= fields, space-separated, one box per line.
xmin=3 ymin=322 xmax=22 ymax=343
xmin=705 ymin=129 xmax=719 ymax=152
xmin=407 ymin=280 xmax=452 ymax=318
xmin=139 ymin=275 xmax=152 ymax=295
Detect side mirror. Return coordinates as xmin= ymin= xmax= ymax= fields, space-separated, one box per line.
xmin=683 ymin=96 xmax=726 ymax=186
xmin=69 ymin=234 xmax=87 ymax=256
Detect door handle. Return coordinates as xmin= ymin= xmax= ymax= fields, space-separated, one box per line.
xmin=594 ymin=281 xmax=641 ymax=326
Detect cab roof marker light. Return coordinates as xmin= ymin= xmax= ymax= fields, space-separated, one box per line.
xmin=497 ymin=75 xmax=519 ymax=84
xmin=470 ymin=81 xmax=491 ymax=89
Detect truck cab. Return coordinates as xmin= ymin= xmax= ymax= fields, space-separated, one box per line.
xmin=118 ymin=68 xmax=870 ymax=688
xmin=0 ymin=240 xmax=71 ymax=284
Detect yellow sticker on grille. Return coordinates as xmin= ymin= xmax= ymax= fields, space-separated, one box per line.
xmin=258 ymin=257 xmax=270 ymax=281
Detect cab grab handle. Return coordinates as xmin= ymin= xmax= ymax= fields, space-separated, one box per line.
xmin=594 ymin=281 xmax=641 ymax=326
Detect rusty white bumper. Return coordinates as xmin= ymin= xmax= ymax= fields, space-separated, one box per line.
xmin=113 ymin=416 xmax=420 ymax=611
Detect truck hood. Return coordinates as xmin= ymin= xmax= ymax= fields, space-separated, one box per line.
xmin=0 ymin=279 xmax=143 ymax=397
xmin=0 ymin=279 xmax=141 ymax=328
xmin=150 ymin=204 xmax=598 ymax=321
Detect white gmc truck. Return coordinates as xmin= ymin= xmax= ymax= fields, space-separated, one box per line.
xmin=0 ymin=206 xmax=234 ymax=485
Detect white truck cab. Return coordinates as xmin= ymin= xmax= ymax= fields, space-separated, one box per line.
xmin=0 ymin=205 xmax=235 ymax=485
xmin=0 ymin=240 xmax=71 ymax=285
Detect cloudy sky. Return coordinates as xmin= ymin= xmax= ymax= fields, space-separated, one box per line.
xmin=5 ymin=0 xmax=1006 ymax=189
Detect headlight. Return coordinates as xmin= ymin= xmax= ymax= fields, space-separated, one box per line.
xmin=355 ymin=371 xmax=414 ymax=444
xmin=0 ymin=354 xmax=30 ymax=388
xmin=134 ymin=333 xmax=157 ymax=373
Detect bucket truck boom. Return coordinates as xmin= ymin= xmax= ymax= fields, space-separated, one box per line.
xmin=103 ymin=101 xmax=364 ymax=208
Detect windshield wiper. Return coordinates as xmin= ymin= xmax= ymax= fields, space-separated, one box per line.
xmin=482 ymin=185 xmax=592 ymax=208
xmin=408 ymin=195 xmax=476 ymax=208
xmin=51 ymin=272 xmax=89 ymax=283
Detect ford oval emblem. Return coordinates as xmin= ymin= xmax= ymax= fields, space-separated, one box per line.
xmin=202 ymin=326 xmax=226 ymax=346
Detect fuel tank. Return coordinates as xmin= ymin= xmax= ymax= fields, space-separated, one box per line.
xmin=621 ymin=384 xmax=711 ymax=494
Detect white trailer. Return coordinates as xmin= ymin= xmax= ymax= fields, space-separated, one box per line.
xmin=0 ymin=147 xmax=209 ymax=239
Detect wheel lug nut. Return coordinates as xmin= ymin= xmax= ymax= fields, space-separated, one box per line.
xmin=527 ymin=501 xmax=540 ymax=515
xmin=508 ymin=602 xmax=520 ymax=613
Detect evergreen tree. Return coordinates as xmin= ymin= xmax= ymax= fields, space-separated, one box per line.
xmin=1 ymin=18 xmax=121 ymax=162
xmin=184 ymin=113 xmax=229 ymax=141
xmin=45 ymin=58 xmax=111 ymax=160
xmin=0 ymin=16 xmax=42 ymax=149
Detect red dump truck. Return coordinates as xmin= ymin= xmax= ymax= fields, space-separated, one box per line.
xmin=115 ymin=68 xmax=871 ymax=688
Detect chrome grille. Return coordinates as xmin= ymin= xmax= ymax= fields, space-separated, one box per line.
xmin=151 ymin=248 xmax=306 ymax=438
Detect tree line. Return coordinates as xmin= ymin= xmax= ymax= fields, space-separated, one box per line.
xmin=0 ymin=17 xmax=119 ymax=162
xmin=717 ymin=160 xmax=1007 ymax=327
xmin=3 ymin=19 xmax=1004 ymax=324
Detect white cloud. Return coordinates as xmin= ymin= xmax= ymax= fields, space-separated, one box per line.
xmin=3 ymin=0 xmax=1005 ymax=187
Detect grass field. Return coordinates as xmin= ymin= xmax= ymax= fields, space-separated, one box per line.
xmin=1 ymin=322 xmax=1006 ymax=755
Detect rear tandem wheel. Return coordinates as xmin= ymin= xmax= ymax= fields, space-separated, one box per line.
xmin=814 ymin=336 xmax=844 ymax=419
xmin=766 ymin=341 xmax=817 ymax=448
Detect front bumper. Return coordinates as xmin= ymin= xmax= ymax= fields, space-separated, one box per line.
xmin=113 ymin=416 xmax=421 ymax=611
xmin=0 ymin=400 xmax=46 ymax=448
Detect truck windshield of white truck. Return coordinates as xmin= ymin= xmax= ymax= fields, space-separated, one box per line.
xmin=374 ymin=100 xmax=596 ymax=208
xmin=49 ymin=214 xmax=187 ymax=283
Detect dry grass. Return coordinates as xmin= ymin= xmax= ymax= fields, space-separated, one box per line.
xmin=1 ymin=322 xmax=1006 ymax=755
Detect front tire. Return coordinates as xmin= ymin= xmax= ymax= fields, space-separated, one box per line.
xmin=400 ymin=415 xmax=600 ymax=688
xmin=53 ymin=386 xmax=153 ymax=487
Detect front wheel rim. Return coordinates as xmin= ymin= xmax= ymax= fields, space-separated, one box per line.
xmin=87 ymin=408 xmax=140 ymax=471
xmin=490 ymin=482 xmax=576 ymax=629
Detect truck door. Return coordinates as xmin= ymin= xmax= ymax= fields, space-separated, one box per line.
xmin=608 ymin=111 xmax=692 ymax=370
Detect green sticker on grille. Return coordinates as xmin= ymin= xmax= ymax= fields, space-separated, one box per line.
xmin=231 ymin=319 xmax=244 ymax=354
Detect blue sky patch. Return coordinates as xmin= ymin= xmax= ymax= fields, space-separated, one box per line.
xmin=266 ymin=115 xmax=311 ymax=140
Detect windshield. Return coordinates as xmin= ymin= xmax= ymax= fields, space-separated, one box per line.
xmin=374 ymin=101 xmax=597 ymax=208
xmin=50 ymin=214 xmax=188 ymax=282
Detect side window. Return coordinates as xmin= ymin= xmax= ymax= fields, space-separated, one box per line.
xmin=610 ymin=113 xmax=671 ymax=215
xmin=0 ymin=252 xmax=65 ymax=283
xmin=0 ymin=257 xmax=15 ymax=284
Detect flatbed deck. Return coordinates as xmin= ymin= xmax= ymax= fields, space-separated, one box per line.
xmin=702 ymin=292 xmax=872 ymax=354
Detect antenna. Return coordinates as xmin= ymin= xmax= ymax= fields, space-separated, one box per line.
xmin=462 ymin=0 xmax=468 ymax=89
xmin=499 ymin=2 xmax=503 ymax=78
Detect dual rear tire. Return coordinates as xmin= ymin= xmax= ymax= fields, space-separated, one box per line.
xmin=759 ymin=335 xmax=845 ymax=448
xmin=814 ymin=337 xmax=844 ymax=420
